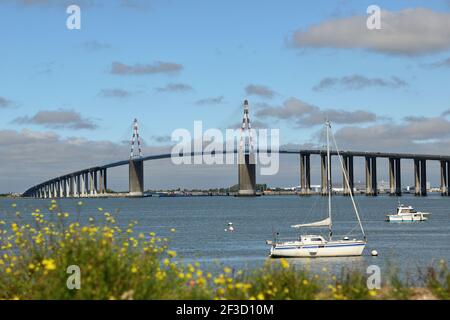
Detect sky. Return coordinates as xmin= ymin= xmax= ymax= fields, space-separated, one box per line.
xmin=1 ymin=0 xmax=450 ymax=193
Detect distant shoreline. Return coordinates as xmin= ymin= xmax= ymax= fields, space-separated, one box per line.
xmin=3 ymin=190 xmax=447 ymax=199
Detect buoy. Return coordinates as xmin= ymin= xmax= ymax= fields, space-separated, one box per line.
xmin=371 ymin=250 xmax=378 ymax=256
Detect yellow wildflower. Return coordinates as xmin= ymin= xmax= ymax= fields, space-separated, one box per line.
xmin=42 ymin=258 xmax=56 ymax=271
xmin=167 ymin=250 xmax=177 ymax=258
xmin=280 ymin=258 xmax=289 ymax=269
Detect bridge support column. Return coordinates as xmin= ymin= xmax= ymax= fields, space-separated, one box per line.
xmin=129 ymin=159 xmax=144 ymax=196
xmin=389 ymin=158 xmax=395 ymax=195
xmin=447 ymin=161 xmax=450 ymax=197
xmin=414 ymin=159 xmax=427 ymax=196
xmin=72 ymin=175 xmax=79 ymax=197
xmin=59 ymin=179 xmax=64 ymax=198
xmin=103 ymin=169 xmax=108 ymax=193
xmin=390 ymin=158 xmax=402 ymax=196
xmin=300 ymin=153 xmax=311 ymax=195
xmin=414 ymin=159 xmax=421 ymax=196
xmin=53 ymin=182 xmax=58 ymax=198
xmin=371 ymin=157 xmax=377 ymax=196
xmin=85 ymin=172 xmax=90 ymax=196
xmin=64 ymin=178 xmax=69 ymax=197
xmin=89 ymin=171 xmax=98 ymax=196
xmin=99 ymin=169 xmax=107 ymax=194
xmin=238 ymin=153 xmax=256 ymax=196
xmin=440 ymin=161 xmax=448 ymax=196
xmin=395 ymin=159 xmax=402 ymax=196
xmin=420 ymin=160 xmax=427 ymax=196
xmin=83 ymin=172 xmax=89 ymax=197
xmin=365 ymin=157 xmax=377 ymax=196
xmin=342 ymin=155 xmax=353 ymax=196
xmin=48 ymin=184 xmax=53 ymax=199
xmin=365 ymin=157 xmax=372 ymax=196
xmin=70 ymin=177 xmax=75 ymax=197
xmin=80 ymin=174 xmax=86 ymax=197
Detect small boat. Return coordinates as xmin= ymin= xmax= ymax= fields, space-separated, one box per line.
xmin=268 ymin=121 xmax=367 ymax=258
xmin=386 ymin=204 xmax=430 ymax=222
xmin=225 ymin=222 xmax=235 ymax=232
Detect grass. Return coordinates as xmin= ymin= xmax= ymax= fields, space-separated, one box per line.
xmin=0 ymin=201 xmax=448 ymax=300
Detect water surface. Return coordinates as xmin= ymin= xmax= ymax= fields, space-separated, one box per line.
xmin=1 ymin=195 xmax=449 ymax=279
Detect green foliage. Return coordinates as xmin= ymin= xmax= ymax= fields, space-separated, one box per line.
xmin=426 ymin=261 xmax=450 ymax=299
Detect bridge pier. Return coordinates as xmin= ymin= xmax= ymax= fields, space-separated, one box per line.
xmin=300 ymin=153 xmax=311 ymax=195
xmin=99 ymin=169 xmax=107 ymax=194
xmin=53 ymin=182 xmax=58 ymax=198
xmin=59 ymin=179 xmax=64 ymax=198
xmin=238 ymin=153 xmax=256 ymax=196
xmin=74 ymin=175 xmax=80 ymax=197
xmin=48 ymin=183 xmax=53 ymax=198
xmin=441 ymin=161 xmax=448 ymax=196
xmin=372 ymin=157 xmax=377 ymax=196
xmin=414 ymin=159 xmax=427 ymax=196
xmin=389 ymin=158 xmax=402 ymax=196
xmin=129 ymin=159 xmax=144 ymax=196
xmin=365 ymin=157 xmax=377 ymax=196
xmin=90 ymin=170 xmax=98 ymax=196
xmin=395 ymin=159 xmax=402 ymax=196
xmin=342 ymin=155 xmax=353 ymax=196
xmin=421 ymin=160 xmax=427 ymax=196
xmin=447 ymin=161 xmax=450 ymax=196
xmin=80 ymin=173 xmax=86 ymax=197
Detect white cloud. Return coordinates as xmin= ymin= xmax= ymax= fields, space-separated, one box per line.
xmin=256 ymin=97 xmax=377 ymax=127
xmin=290 ymin=8 xmax=450 ymax=56
xmin=110 ymin=61 xmax=183 ymax=75
xmin=13 ymin=109 xmax=98 ymax=130
xmin=313 ymin=75 xmax=408 ymax=91
xmin=245 ymin=84 xmax=276 ymax=99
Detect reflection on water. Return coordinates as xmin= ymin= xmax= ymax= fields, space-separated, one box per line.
xmin=0 ymin=195 xmax=449 ymax=278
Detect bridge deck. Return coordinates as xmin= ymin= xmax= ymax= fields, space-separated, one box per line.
xmin=23 ymin=149 xmax=450 ymax=195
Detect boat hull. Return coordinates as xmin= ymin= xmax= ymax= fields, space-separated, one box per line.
xmin=386 ymin=214 xmax=428 ymax=222
xmin=270 ymin=241 xmax=366 ymax=258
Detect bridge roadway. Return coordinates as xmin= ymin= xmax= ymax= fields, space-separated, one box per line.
xmin=23 ymin=149 xmax=450 ymax=198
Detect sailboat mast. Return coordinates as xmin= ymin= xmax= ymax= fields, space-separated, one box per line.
xmin=329 ymin=124 xmax=367 ymax=241
xmin=326 ymin=121 xmax=332 ymax=239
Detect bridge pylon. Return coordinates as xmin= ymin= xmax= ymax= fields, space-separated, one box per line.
xmin=129 ymin=118 xmax=144 ymax=196
xmin=237 ymin=100 xmax=256 ymax=196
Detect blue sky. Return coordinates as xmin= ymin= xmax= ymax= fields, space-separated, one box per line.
xmin=1 ymin=0 xmax=450 ymax=192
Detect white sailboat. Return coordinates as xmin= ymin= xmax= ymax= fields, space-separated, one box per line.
xmin=268 ymin=121 xmax=367 ymax=258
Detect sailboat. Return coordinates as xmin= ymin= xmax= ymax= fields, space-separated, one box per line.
xmin=268 ymin=121 xmax=367 ymax=258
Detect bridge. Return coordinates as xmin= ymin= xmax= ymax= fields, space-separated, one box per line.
xmin=22 ymin=101 xmax=450 ymax=198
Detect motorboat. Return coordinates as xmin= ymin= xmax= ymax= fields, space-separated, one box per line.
xmin=386 ymin=204 xmax=430 ymax=222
